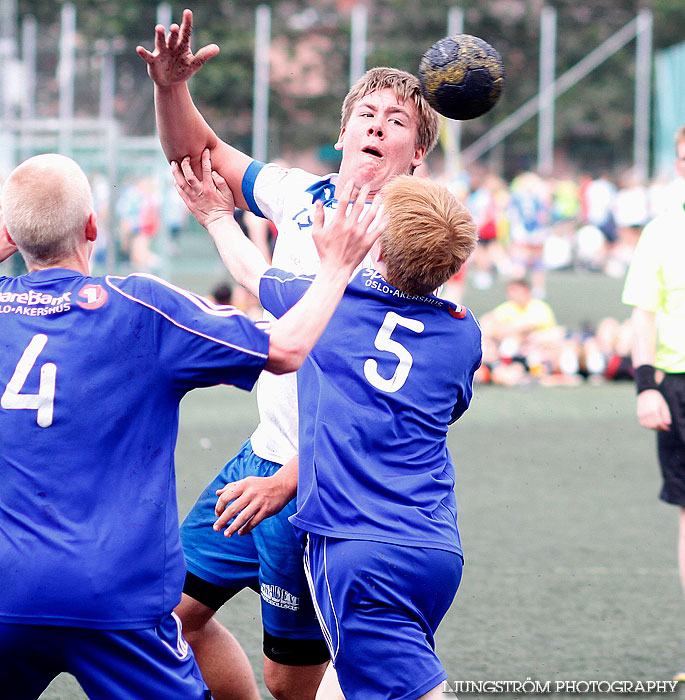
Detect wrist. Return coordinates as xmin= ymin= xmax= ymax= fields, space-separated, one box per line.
xmin=206 ymin=214 xmax=237 ymax=234
xmin=635 ymin=364 xmax=658 ymax=394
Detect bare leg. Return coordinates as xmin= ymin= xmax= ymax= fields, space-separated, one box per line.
xmin=264 ymin=656 xmax=328 ymax=700
xmin=175 ymin=593 xmax=262 ymax=700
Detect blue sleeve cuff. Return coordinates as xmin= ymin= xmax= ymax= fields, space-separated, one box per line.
xmin=241 ymin=160 xmax=267 ymax=219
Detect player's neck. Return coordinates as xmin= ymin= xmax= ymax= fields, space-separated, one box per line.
xmin=372 ymin=259 xmax=388 ymax=279
xmin=27 ymin=255 xmax=91 ymax=276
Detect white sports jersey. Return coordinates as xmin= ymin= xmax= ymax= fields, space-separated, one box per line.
xmin=241 ymin=161 xmax=371 ymax=464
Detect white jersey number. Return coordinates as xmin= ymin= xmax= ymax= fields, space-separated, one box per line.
xmin=363 ymin=312 xmax=424 ymax=393
xmin=1 ymin=334 xmax=56 ymax=428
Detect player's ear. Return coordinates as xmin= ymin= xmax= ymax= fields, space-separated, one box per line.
xmin=372 ymin=240 xmax=384 ymax=263
xmin=3 ymin=225 xmax=15 ymax=246
xmin=411 ymin=145 xmax=426 ymax=170
xmin=334 ymin=127 xmax=346 ymax=151
xmin=85 ymin=212 xmax=98 ymax=242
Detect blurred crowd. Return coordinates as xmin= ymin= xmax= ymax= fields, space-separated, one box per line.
xmin=475 ymin=276 xmax=635 ymax=387
xmin=433 ymin=165 xmax=685 ymax=388
xmin=438 ymin=166 xmax=685 ymax=300
xmin=64 ymin=163 xmax=685 ymax=388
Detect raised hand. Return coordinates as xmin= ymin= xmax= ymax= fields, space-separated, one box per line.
xmin=136 ymin=8 xmax=219 ymax=87
xmin=171 ymin=149 xmax=235 ymax=228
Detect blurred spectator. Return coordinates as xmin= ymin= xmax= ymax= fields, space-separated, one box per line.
xmin=608 ymin=171 xmax=649 ymax=278
xmin=476 ymin=276 xmax=635 ymax=387
xmin=583 ymin=171 xmax=618 ymax=244
xmin=164 ymin=177 xmax=190 ymax=254
xmin=130 ymin=177 xmax=161 ymax=271
xmin=467 ymin=171 xmax=510 ymax=289
xmin=479 ymin=276 xmax=564 ymax=384
xmin=507 ymin=172 xmax=550 ymax=298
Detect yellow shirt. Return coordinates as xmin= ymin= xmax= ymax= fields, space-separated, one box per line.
xmin=491 ymin=298 xmax=557 ymax=332
xmin=622 ymin=204 xmax=685 ymax=372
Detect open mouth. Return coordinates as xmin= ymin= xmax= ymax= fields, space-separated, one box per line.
xmin=362 ymin=147 xmax=383 ymax=158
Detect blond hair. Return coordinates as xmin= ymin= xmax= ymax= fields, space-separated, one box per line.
xmin=341 ymin=67 xmax=441 ymax=154
xmin=2 ymin=154 xmax=93 ymax=266
xmin=379 ymin=175 xmax=477 ymax=296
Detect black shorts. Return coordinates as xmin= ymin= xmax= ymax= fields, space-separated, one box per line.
xmin=656 ymin=374 xmax=685 ymax=507
xmin=183 ymin=572 xmax=329 ymax=666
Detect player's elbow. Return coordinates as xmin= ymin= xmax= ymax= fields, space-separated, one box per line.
xmin=264 ymin=337 xmax=308 ymax=375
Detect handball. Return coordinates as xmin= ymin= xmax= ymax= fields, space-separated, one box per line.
xmin=418 ymin=34 xmax=505 ymax=120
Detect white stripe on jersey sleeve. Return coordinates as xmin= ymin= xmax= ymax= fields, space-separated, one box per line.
xmin=105 ymin=274 xmax=268 ymax=360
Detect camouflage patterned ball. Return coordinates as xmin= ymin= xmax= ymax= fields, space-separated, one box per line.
xmin=418 ymin=34 xmax=505 ymax=120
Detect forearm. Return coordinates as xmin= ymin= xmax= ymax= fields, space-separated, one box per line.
xmin=207 ymin=217 xmax=268 ymax=297
xmin=631 ymin=307 xmax=657 ymax=367
xmin=265 ymin=261 xmax=352 ymax=374
xmin=155 ymin=83 xmax=216 ymax=164
xmin=155 ymin=83 xmax=252 ymax=208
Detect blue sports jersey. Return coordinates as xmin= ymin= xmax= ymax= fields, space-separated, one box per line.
xmin=260 ymin=267 xmax=482 ymax=555
xmin=0 ymin=268 xmax=269 ymax=629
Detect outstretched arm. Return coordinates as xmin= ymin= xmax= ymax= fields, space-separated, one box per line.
xmin=173 ymin=148 xmax=386 ymax=375
xmin=137 ymin=8 xmax=253 ymax=209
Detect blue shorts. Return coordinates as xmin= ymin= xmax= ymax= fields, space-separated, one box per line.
xmin=304 ymin=535 xmax=463 ymax=700
xmin=0 ymin=613 xmax=210 ymax=700
xmin=180 ymin=440 xmax=323 ymax=640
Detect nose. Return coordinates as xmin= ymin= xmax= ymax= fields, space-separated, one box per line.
xmin=367 ymin=121 xmax=383 ymax=138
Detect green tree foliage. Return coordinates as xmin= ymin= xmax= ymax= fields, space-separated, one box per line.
xmin=13 ymin=0 xmax=685 ymax=175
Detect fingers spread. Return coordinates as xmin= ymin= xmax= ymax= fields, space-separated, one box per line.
xmin=136 ymin=46 xmax=154 ymax=63
xmin=178 ymin=9 xmax=193 ymax=49
xmin=153 ymin=24 xmax=166 ymax=52
xmin=194 ymin=44 xmax=221 ymax=67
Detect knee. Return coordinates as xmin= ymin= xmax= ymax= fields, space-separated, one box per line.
xmin=264 ymin=668 xmax=310 ymax=700
xmin=264 ymin=664 xmax=324 ymax=700
xmin=264 ymin=675 xmax=289 ymax=700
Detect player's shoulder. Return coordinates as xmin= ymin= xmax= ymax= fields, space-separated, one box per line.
xmin=255 ymin=161 xmax=334 ymax=191
xmin=104 ymin=272 xmax=217 ymax=314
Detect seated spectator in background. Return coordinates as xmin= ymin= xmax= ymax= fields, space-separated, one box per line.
xmin=479 ymin=277 xmax=565 ymax=385
xmin=481 ymin=276 xmax=559 ymax=346
xmin=592 ymin=315 xmax=635 ymax=381
xmin=208 ymin=281 xmax=233 ymax=305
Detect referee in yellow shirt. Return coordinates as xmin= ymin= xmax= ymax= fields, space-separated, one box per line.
xmin=622 ymin=125 xmax=685 ymax=683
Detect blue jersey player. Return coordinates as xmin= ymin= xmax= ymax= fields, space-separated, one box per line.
xmin=137 ymin=10 xmax=442 ymax=700
xmin=0 ymin=154 xmax=380 ymax=700
xmin=174 ymin=151 xmax=481 ymax=700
